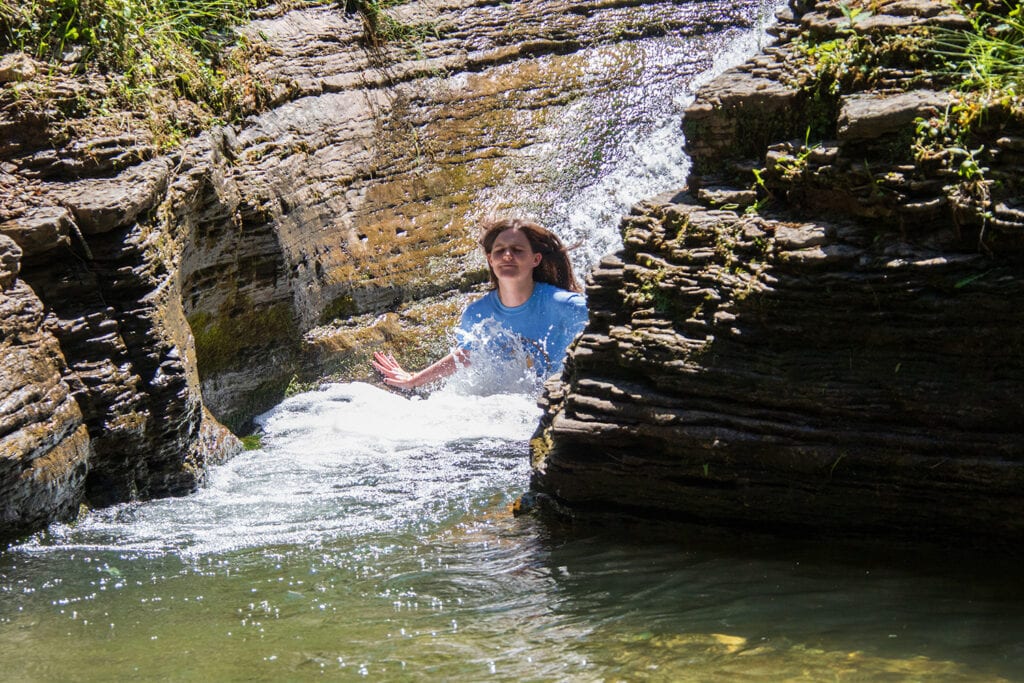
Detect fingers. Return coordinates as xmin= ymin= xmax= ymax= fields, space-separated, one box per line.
xmin=380 ymin=370 xmax=415 ymax=391
xmin=372 ymin=352 xmax=400 ymax=372
xmin=371 ymin=351 xmax=412 ymax=389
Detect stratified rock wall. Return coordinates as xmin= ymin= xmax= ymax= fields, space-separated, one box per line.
xmin=0 ymin=0 xmax=764 ymax=538
xmin=531 ymin=0 xmax=1024 ymax=550
xmin=533 ymin=197 xmax=1024 ymax=547
xmin=0 ymin=235 xmax=91 ymax=535
xmin=1 ymin=143 xmax=243 ymax=520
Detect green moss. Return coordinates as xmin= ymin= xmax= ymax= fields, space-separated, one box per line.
xmin=319 ymin=294 xmax=359 ymax=324
xmin=188 ymin=302 xmax=299 ymax=377
xmin=219 ymin=373 xmax=294 ymax=433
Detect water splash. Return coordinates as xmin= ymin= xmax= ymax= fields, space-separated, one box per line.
xmin=446 ymin=317 xmax=555 ymax=396
xmin=20 ymin=383 xmax=539 ymax=558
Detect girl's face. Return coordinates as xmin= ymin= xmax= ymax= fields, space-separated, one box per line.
xmin=486 ymin=228 xmax=542 ymax=284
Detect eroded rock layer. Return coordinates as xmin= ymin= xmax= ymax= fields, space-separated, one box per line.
xmin=531 ymin=0 xmax=1024 ymax=550
xmin=533 ymin=197 xmax=1024 ymax=548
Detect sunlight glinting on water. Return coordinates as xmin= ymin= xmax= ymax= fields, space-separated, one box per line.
xmin=4 ymin=6 xmax=1024 ymax=681
xmin=14 ymin=0 xmax=790 ymax=568
xmin=16 ymin=0 xmax=789 ymax=567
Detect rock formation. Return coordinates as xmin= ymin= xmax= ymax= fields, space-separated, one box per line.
xmin=0 ymin=0 xmax=763 ymax=539
xmin=530 ymin=0 xmax=1024 ymax=551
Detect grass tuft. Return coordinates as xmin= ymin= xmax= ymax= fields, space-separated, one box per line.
xmin=0 ymin=0 xmax=277 ymax=147
xmin=2 ymin=0 xmax=255 ymax=100
xmin=343 ymin=0 xmax=434 ymax=48
xmin=930 ymin=1 xmax=1024 ymax=95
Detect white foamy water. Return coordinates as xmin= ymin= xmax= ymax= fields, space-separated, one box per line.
xmin=482 ymin=10 xmax=783 ymax=278
xmin=23 ymin=383 xmax=539 ymax=558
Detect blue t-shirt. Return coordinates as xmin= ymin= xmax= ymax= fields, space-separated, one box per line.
xmin=456 ymin=282 xmax=588 ymax=377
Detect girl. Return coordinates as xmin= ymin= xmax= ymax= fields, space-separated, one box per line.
xmin=372 ymin=218 xmax=587 ymax=391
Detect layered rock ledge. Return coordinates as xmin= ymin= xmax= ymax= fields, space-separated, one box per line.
xmin=530 ymin=0 xmax=1024 ymax=550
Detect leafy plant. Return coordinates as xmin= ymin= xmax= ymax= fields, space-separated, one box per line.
xmin=838 ymin=2 xmax=872 ymax=33
xmin=771 ymin=126 xmax=822 ymax=181
xmin=746 ymin=167 xmax=774 ymax=214
xmin=791 ymin=0 xmax=939 ymax=99
xmin=284 ymin=373 xmax=316 ymax=397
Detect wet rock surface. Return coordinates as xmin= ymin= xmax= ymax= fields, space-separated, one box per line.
xmin=531 ymin=0 xmax=1024 ymax=550
xmin=0 ymin=235 xmax=92 ymax=535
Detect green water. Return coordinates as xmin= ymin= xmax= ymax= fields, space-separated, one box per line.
xmin=1 ymin=385 xmax=1022 ymax=682
xmin=4 ymin=513 xmax=1023 ymax=681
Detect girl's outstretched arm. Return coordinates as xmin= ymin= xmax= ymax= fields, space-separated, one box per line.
xmin=371 ymin=350 xmax=467 ymax=391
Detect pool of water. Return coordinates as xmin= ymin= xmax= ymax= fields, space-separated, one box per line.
xmin=2 ymin=381 xmax=1023 ymax=681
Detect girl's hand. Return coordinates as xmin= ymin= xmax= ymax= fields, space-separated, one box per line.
xmin=371 ymin=352 xmax=418 ymax=390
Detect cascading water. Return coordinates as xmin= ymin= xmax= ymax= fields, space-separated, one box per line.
xmin=22 ymin=383 xmax=539 ymax=558
xmin=483 ymin=18 xmax=780 ymax=275
xmin=2 ymin=2 xmax=1023 ymax=681
xmin=519 ymin=16 xmax=786 ymax=275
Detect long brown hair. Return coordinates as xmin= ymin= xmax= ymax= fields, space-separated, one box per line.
xmin=479 ymin=218 xmax=582 ymax=293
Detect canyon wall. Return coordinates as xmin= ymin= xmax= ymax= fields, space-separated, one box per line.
xmin=0 ymin=0 xmax=761 ymax=539
xmin=530 ymin=0 xmax=1024 ymax=551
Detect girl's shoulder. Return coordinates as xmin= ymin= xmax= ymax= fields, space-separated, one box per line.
xmin=536 ymin=282 xmax=586 ymax=306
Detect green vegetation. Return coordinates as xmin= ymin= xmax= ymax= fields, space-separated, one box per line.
xmin=931 ymin=1 xmax=1024 ymax=94
xmin=240 ymin=432 xmax=263 ymax=450
xmin=1 ymin=0 xmax=252 ymax=72
xmin=187 ymin=303 xmax=299 ymax=377
xmin=636 ymin=268 xmax=671 ymax=313
xmin=284 ymin=373 xmax=316 ymax=397
xmin=911 ymin=2 xmax=1024 ymax=237
xmin=0 ymin=0 xmax=270 ymax=131
xmin=746 ymin=167 xmax=774 ymax=215
xmin=344 ymin=0 xmax=434 ymax=47
xmin=916 ymin=2 xmax=1024 ymax=171
xmin=771 ymin=127 xmax=822 ymax=181
xmin=0 ymin=0 xmax=429 ymax=147
xmin=749 ymin=0 xmax=1024 ymax=238
xmin=793 ymin=5 xmax=936 ymax=99
xmin=318 ymin=293 xmax=358 ymax=325
xmin=794 ymin=1 xmax=1024 ymax=100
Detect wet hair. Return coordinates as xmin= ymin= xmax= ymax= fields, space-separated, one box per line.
xmin=479 ymin=218 xmax=582 ymax=293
